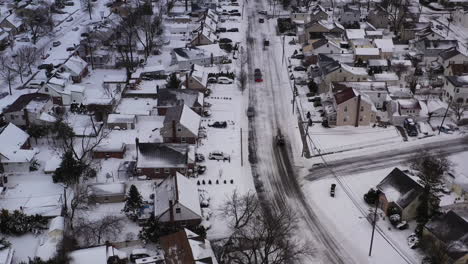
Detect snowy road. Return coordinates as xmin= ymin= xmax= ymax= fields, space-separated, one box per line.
xmin=244 ymin=0 xmax=355 ymax=263
xmin=306 ymin=136 xmax=468 ymax=181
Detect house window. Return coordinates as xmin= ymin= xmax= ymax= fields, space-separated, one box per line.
xmin=344 ymin=106 xmax=348 ymax=112
xmin=181 ymin=137 xmax=186 ymax=143
xmin=360 ymin=106 xmax=364 ymax=112
xmin=164 ymin=168 xmax=170 ymax=173
xmin=377 ymin=93 xmax=381 ymax=98
xmin=456 ymin=88 xmax=460 ymax=93
xmin=10 ymin=115 xmax=14 ymax=120
xmin=177 ymin=127 xmax=182 ymax=132
xmin=154 ymin=168 xmax=160 ymax=173
xmin=175 ymin=208 xmax=181 ymax=213
xmin=45 ymin=87 xmax=49 ymax=92
xmin=343 ymin=117 xmax=347 ymax=122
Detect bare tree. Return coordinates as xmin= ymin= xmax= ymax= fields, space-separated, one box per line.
xmin=378 ymin=0 xmax=409 ymax=36
xmin=80 ymin=0 xmax=93 ymax=19
xmin=17 ymin=46 xmax=39 ymax=74
xmin=18 ymin=5 xmax=54 ymax=44
xmin=75 ymin=215 xmax=124 ymax=246
xmin=451 ymin=101 xmax=465 ymax=122
xmin=0 ymin=55 xmax=18 ymax=95
xmin=12 ymin=51 xmax=29 ymax=83
xmin=69 ymin=184 xmax=91 ymax=230
xmin=391 ymin=62 xmax=409 ymax=78
xmin=218 ymin=192 xmax=310 ymax=264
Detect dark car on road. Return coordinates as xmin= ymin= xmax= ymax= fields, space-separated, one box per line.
xmin=227 ymin=28 xmax=239 ymax=32
xmin=208 ymin=121 xmax=227 ymax=128
xmin=259 ymin=18 xmax=264 ymax=23
xmin=254 ymin=68 xmax=263 ymax=82
xmin=330 ymin=184 xmax=336 ymax=197
xmin=291 ymin=53 xmax=305 ymax=59
xmin=293 ymin=65 xmax=307 ymax=71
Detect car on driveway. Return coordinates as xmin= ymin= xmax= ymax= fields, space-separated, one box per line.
xmin=291 ymin=53 xmax=305 ymax=59
xmin=219 ymin=38 xmax=232 ymax=44
xmin=403 ymin=118 xmax=418 ymax=137
xmin=195 ymin=153 xmax=205 ymax=162
xmin=209 ymin=151 xmax=230 ymax=161
xmin=218 ymin=77 xmax=233 ymax=84
xmin=207 ymin=77 xmax=217 ymax=83
xmin=227 ymin=28 xmax=239 ymax=32
xmin=52 ymin=41 xmax=61 ymax=47
xmin=258 ymin=10 xmax=267 ymax=15
xmin=208 ymin=121 xmax=227 ymax=128
xmin=247 ymin=106 xmax=255 ymax=117
xmin=66 ymin=16 xmax=73 ymax=22
xmin=259 ymin=18 xmax=264 ymax=23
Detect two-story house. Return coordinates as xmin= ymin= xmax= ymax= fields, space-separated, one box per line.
xmin=326 ymin=88 xmax=377 ymax=126
xmin=2 ymin=93 xmax=54 ymax=128
xmin=160 ymin=105 xmax=201 ymax=144
xmin=443 ymin=76 xmax=468 ymax=106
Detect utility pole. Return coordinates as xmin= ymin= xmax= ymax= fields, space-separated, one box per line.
xmin=281 ymin=36 xmax=286 ymax=65
xmin=368 ymin=192 xmax=380 ymax=256
xmin=438 ymin=97 xmax=452 ymax=135
xmin=292 ymin=81 xmax=297 ymax=114
xmin=63 ymin=186 xmax=68 ymax=214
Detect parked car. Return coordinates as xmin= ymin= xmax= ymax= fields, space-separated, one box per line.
xmin=203 ymin=109 xmax=212 ymax=117
xmin=254 ymin=68 xmax=263 ymax=82
xmin=293 ymin=66 xmax=307 ymax=71
xmin=330 ymin=184 xmax=336 ymax=197
xmin=218 ymin=77 xmax=233 ymax=84
xmin=258 ymin=10 xmax=267 ymax=15
xmin=16 ymin=37 xmax=30 ymax=42
xmin=227 ymin=28 xmax=239 ymax=32
xmin=247 ymin=106 xmax=255 ymax=117
xmin=52 ymin=41 xmax=61 ymax=47
xmin=230 ymin=12 xmax=241 ymax=16
xmin=209 ymin=151 xmax=230 ymax=160
xmin=228 ymin=9 xmax=239 ymax=13
xmin=195 ymin=153 xmax=205 ymax=162
xmin=259 ymin=18 xmax=264 ymax=23
xmin=38 ymin=64 xmax=54 ymax=71
xmin=207 ymin=77 xmax=217 ymax=83
xmin=231 ymin=2 xmax=239 ymax=5
xmin=81 ymin=32 xmax=89 ymax=37
xmin=197 ymin=165 xmax=206 ymax=174
xmin=438 ymin=124 xmax=453 ymax=134
xmin=204 ymin=102 xmax=212 ymax=107
xmin=276 ymin=134 xmax=285 ymax=146
xmin=66 ymin=47 xmax=75 ymax=52
xmin=436 ymin=24 xmax=443 ymax=30
xmin=403 ymin=118 xmax=418 ymax=137
xmin=208 ymin=121 xmax=228 ymax=128
xmin=219 ymin=38 xmax=232 ymax=44
xmin=72 ymin=27 xmax=79 ymax=31
xmin=64 ymin=1 xmax=74 ymax=6
xmin=216 ymin=27 xmax=227 ymax=33
xmin=66 ymin=16 xmax=73 ymax=22
xmin=130 ymin=249 xmax=150 ymax=262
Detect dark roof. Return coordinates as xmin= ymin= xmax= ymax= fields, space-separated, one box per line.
xmin=164 ymin=105 xmax=184 ymax=124
xmin=377 ymin=168 xmax=424 ymax=209
xmin=446 ymin=76 xmax=468 ymax=87
xmin=157 ymin=89 xmax=201 ymax=108
xmin=439 ymin=47 xmax=461 ymax=61
xmin=334 ymin=88 xmax=356 ymax=105
xmin=318 ymin=54 xmax=341 ymax=76
xmin=137 ymin=143 xmax=188 ymax=167
xmin=450 ymin=64 xmax=468 ymax=76
xmin=425 ymin=210 xmax=468 ymax=260
xmin=312 ymin=38 xmax=328 ymax=49
xmin=2 ymin=93 xmax=50 ymax=114
xmin=173 ymin=48 xmax=189 ymax=59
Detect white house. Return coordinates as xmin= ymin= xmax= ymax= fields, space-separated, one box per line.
xmin=453 ymin=8 xmax=468 ymax=28
xmin=170 ymin=45 xmax=227 ymax=70
xmin=443 ymin=76 xmax=468 ymax=106
xmin=0 ymin=123 xmax=36 ymax=173
xmin=60 ymin=56 xmax=88 ymax=83
xmin=154 ymin=172 xmax=202 ymax=226
xmin=39 ymin=78 xmax=85 ymax=105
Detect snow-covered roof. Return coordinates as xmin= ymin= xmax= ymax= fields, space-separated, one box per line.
xmin=374 ymin=72 xmax=399 ymax=81
xmin=103 ymin=75 xmax=127 ymax=83
xmin=397 ymin=99 xmax=421 ymax=110
xmin=137 ymin=143 xmax=189 ymax=168
xmin=374 ymin=38 xmax=394 ymax=52
xmin=355 ymin=48 xmax=380 ymax=56
xmin=164 ymin=104 xmax=201 ymax=136
xmin=186 ymin=229 xmax=218 ymax=263
xmin=70 ymin=246 xmax=127 ymax=264
xmin=341 ymin=64 xmax=368 ymax=75
xmin=0 ymin=123 xmax=34 ymax=163
xmin=346 ymin=29 xmax=366 ymax=40
xmin=154 ymin=172 xmax=202 ymax=218
xmin=0 ymin=247 xmax=13 ymax=264
xmin=368 ymin=59 xmax=388 ymax=67
xmin=88 ymin=183 xmax=126 ymax=197
xmin=142 ymin=65 xmax=165 ymax=73
xmin=63 ymin=56 xmax=88 ymax=76
xmin=427 ymin=99 xmax=449 ymax=113
xmin=107 ymin=114 xmax=136 ymax=124
xmin=377 ymin=168 xmax=423 ymax=209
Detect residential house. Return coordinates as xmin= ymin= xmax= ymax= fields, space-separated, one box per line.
xmin=88 ymin=183 xmax=126 ymax=204
xmin=387 ymin=98 xmax=423 ymax=125
xmin=374 ymin=39 xmax=394 ymax=59
xmin=422 ymin=210 xmax=468 ymax=264
xmin=453 ymin=7 xmax=468 ymax=28
xmin=2 ymin=93 xmax=55 ymax=127
xmin=154 ymin=173 xmax=202 ymax=227
xmin=306 ymin=38 xmax=348 ymax=55
xmin=160 ymin=229 xmax=218 ymax=263
xmin=413 ymin=39 xmax=458 ymax=63
xmin=92 ymin=143 xmax=126 ymax=159
xmin=171 ymin=45 xmax=227 ymax=70
xmin=180 ymin=64 xmax=209 ymax=91
xmin=135 ymin=141 xmax=195 ymax=179
xmin=438 ymin=47 xmax=468 ymax=75
xmin=332 ymin=82 xmax=388 ymax=109
xmin=355 ymin=48 xmax=381 ymax=61
xmin=107 ymin=114 xmax=136 ymax=130
xmin=309 ymin=5 xmax=328 ymax=22
xmin=160 ymin=105 xmax=201 ymax=144
xmin=0 ymin=13 xmax=25 ymax=35
xmin=368 ymin=59 xmax=389 ymax=72
xmin=303 ymin=20 xmax=345 ymax=42
xmin=377 ymin=168 xmax=424 ymax=221
xmin=0 ymin=123 xmax=36 ymax=173
xmin=426 ymin=99 xmax=451 ymax=117
xmin=346 ymin=29 xmax=366 ymax=40
xmin=443 ymin=76 xmax=468 ymax=106
xmin=39 ymin=78 xmax=85 ymax=106
xmin=373 ymin=72 xmax=400 ymax=86
xmin=157 ymin=88 xmax=204 ymax=115
xmin=328 ymin=88 xmax=377 ymax=126
xmin=190 ymin=26 xmax=217 ymax=46
xmin=400 ymin=22 xmax=430 ymax=43
xmin=69 ymin=245 xmax=127 ymax=264
xmin=338 ymin=5 xmax=361 ymax=25
xmin=140 ymin=65 xmax=166 ymax=80
xmin=60 ymin=56 xmax=88 ymax=83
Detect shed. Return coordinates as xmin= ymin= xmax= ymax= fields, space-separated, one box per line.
xmin=107 ymin=114 xmax=136 ymax=130
xmin=88 ymin=183 xmax=126 ymax=203
xmin=92 ymin=143 xmax=126 ymax=159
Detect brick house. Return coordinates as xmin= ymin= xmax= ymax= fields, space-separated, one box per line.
xmin=160 ymin=229 xmax=218 ymax=263
xmin=326 ymin=88 xmax=377 ymax=126
xmin=92 ymin=143 xmax=126 ymax=159
xmin=157 ymin=89 xmax=204 ymax=115
xmin=160 ymin=105 xmax=200 ymax=144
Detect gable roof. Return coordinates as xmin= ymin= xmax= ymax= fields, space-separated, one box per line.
xmin=0 ymin=123 xmax=29 ymax=157
xmin=439 ymin=47 xmax=463 ymax=61
xmin=425 ymin=210 xmax=468 ymax=260
xmin=2 ymin=93 xmax=50 ymax=114
xmin=137 ymin=143 xmax=188 ymax=168
xmin=160 ymin=228 xmax=218 ymax=264
xmin=334 ymin=88 xmax=357 ymax=105
xmin=62 ymin=56 xmax=88 ymax=76
xmin=154 ymin=173 xmax=202 ymax=220
xmin=446 ymin=75 xmax=468 ymax=87
xmin=164 ymin=104 xmax=201 ymax=136
xmin=377 ymin=168 xmax=424 ymax=209
xmin=158 ymin=88 xmax=203 ymax=108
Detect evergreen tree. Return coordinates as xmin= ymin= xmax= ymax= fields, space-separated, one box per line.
xmin=122 ymin=185 xmax=143 ymax=221
xmin=53 ymin=151 xmax=85 ymax=186
xmin=166 ymin=73 xmax=181 ymax=89
xmin=138 ymin=216 xmax=178 ymax=243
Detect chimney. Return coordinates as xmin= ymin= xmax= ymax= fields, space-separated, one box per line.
xmin=186 ymin=72 xmax=189 ymax=89
xmin=156 ymin=85 xmax=159 ymax=93
xmin=185 ymin=0 xmax=188 ymax=11
xmin=169 ymin=200 xmax=174 ymax=223
xmin=23 ymin=108 xmax=30 ymax=127
xmin=172 ymin=120 xmax=177 ymax=142
xmin=355 ymin=94 xmax=361 ymax=127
